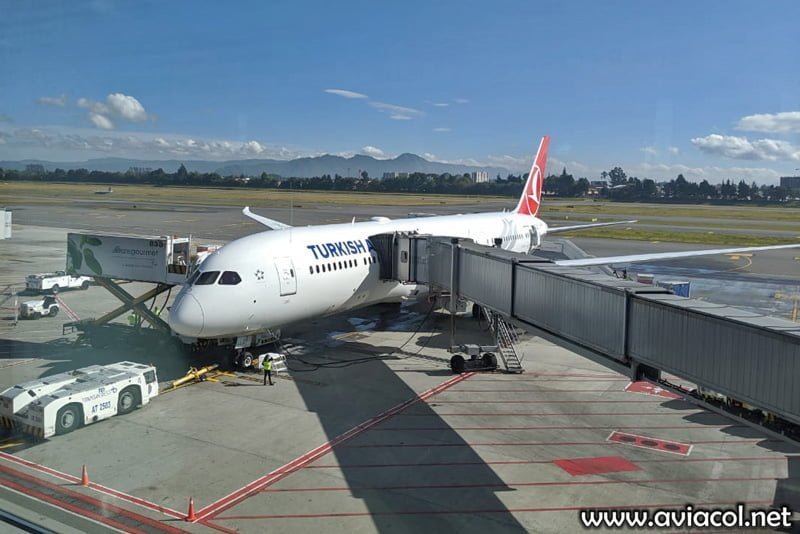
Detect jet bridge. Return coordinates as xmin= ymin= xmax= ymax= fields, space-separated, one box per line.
xmin=370 ymin=232 xmax=800 ymax=429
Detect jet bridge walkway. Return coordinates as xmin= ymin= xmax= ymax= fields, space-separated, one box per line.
xmin=371 ymin=232 xmax=800 ymax=430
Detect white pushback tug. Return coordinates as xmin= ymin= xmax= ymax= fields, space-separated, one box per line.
xmin=0 ymin=361 xmax=158 ymax=438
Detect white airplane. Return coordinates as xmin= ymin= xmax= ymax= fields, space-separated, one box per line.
xmin=168 ymin=135 xmax=800 ymax=341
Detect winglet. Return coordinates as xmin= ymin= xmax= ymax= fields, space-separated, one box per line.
xmin=514 ymin=135 xmax=550 ymax=217
xmin=242 ymin=207 xmax=292 ymax=230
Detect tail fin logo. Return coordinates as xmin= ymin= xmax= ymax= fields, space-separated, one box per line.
xmin=515 ymin=135 xmax=549 ymax=217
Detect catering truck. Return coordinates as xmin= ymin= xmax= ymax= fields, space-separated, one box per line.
xmin=0 ymin=362 xmax=158 ymax=438
xmin=25 ymin=271 xmax=92 ymax=293
xmin=66 ymin=232 xmax=192 ymax=284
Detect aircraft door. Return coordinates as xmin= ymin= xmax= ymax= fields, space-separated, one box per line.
xmin=274 ymin=257 xmax=297 ymax=296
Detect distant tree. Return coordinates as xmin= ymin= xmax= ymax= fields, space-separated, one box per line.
xmin=607 ymin=167 xmax=627 ymax=186
xmin=720 ymin=179 xmax=736 ymax=199
xmin=361 ymin=170 xmax=369 ymax=180
xmin=737 ymin=180 xmax=750 ymax=199
xmin=641 ymin=178 xmax=657 ymax=199
xmin=573 ymin=177 xmax=590 ymax=197
xmin=698 ymin=180 xmax=716 ymax=199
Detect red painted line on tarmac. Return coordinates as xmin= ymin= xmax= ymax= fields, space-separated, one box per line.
xmin=435 ymin=389 xmax=666 ymax=394
xmin=454 ymin=378 xmax=632 ymax=383
xmin=0 ymin=478 xmax=148 ymax=534
xmin=340 ymin=438 xmax=780 ymax=449
xmin=427 ymin=399 xmax=664 ymax=404
xmin=0 ymin=464 xmax=186 ymax=533
xmin=372 ymin=425 xmax=747 ymax=432
xmin=306 ymin=456 xmax=791 ymax=469
xmin=396 ymin=412 xmax=695 ymax=416
xmin=0 ymin=451 xmax=185 ymax=519
xmin=194 ymin=371 xmax=476 ymax=522
xmin=263 ymin=475 xmax=777 ymax=494
xmin=199 ymin=519 xmax=240 ymax=534
xmin=214 ymin=500 xmax=774 ymax=520
xmin=471 ymin=373 xmax=624 ymax=378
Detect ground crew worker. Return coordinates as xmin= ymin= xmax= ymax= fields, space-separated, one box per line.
xmin=262 ymin=356 xmax=273 ymax=386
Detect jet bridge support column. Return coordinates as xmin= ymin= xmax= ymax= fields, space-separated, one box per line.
xmin=449 ymin=237 xmax=459 ymax=348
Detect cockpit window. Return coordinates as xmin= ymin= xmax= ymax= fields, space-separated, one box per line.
xmin=195 ymin=271 xmax=220 ymax=285
xmin=186 ymin=270 xmax=201 ymax=285
xmin=219 ymin=271 xmax=241 ymax=285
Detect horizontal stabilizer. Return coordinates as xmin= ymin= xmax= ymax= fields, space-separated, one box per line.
xmin=242 ymin=207 xmax=292 ymax=230
xmin=554 ymin=243 xmax=800 ymax=267
xmin=547 ymin=220 xmax=638 ymax=234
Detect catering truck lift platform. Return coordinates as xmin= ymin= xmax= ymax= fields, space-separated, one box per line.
xmin=0 ymin=361 xmax=158 ymax=438
xmin=60 ymin=231 xmax=280 ymax=360
xmin=61 ymin=232 xmax=193 ymax=338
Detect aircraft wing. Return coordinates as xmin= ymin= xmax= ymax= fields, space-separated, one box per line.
xmin=547 ymin=220 xmax=637 ymax=234
xmin=554 ymin=243 xmax=800 ymax=267
xmin=242 ymin=207 xmax=292 ymax=230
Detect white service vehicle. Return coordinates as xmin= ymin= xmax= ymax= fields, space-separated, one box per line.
xmin=0 ymin=361 xmax=158 ymax=438
xmin=26 ymin=271 xmax=92 ymax=294
xmin=19 ymin=295 xmax=59 ymax=319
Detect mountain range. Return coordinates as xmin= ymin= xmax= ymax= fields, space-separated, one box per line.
xmin=0 ymin=153 xmax=509 ymax=179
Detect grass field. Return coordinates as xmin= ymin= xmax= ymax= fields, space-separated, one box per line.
xmin=3 ymin=181 xmax=800 ymax=246
xmin=541 ymin=200 xmax=800 ymax=222
xmin=558 ymin=227 xmax=799 ymax=246
xmin=0 ymin=181 xmax=505 ymax=207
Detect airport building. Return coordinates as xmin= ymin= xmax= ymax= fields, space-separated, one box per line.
xmin=471 ymin=170 xmax=489 ymax=183
xmin=780 ymin=176 xmax=800 ymax=191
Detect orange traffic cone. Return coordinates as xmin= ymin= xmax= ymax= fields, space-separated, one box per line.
xmin=80 ymin=464 xmax=90 ymax=487
xmin=186 ymin=497 xmax=196 ymax=521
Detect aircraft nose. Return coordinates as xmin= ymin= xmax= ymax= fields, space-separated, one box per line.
xmin=169 ymin=293 xmax=205 ymax=337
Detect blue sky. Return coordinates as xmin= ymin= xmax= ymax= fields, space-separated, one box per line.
xmin=1 ymin=0 xmax=799 ymax=183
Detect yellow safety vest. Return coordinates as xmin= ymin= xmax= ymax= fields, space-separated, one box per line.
xmin=263 ymin=359 xmax=272 ymax=371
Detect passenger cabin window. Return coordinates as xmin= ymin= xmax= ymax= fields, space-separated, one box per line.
xmin=219 ymin=271 xmax=242 ymax=285
xmin=195 ymin=271 xmax=220 ymax=285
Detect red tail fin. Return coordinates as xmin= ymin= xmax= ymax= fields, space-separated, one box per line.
xmin=514 ymin=135 xmax=550 ymax=217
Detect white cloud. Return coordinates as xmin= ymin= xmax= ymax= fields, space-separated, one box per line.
xmin=640 ymin=146 xmax=657 ymax=156
xmin=37 ymin=95 xmax=67 ymax=107
xmin=78 ymin=93 xmax=153 ymax=129
xmin=106 ymin=93 xmax=149 ymax=122
xmin=0 ymin=125 xmax=322 ymax=161
xmin=432 ymin=102 xmax=449 ymax=107
xmin=324 ymin=89 xmax=368 ymax=99
xmin=668 ymin=146 xmax=680 ymax=155
xmin=736 ymin=111 xmax=800 ymax=133
xmin=78 ymin=97 xmax=109 ymax=115
xmin=432 ymin=127 xmax=451 ymax=132
xmin=241 ymin=140 xmax=266 ymax=155
xmin=422 ymin=152 xmax=435 ymax=160
xmin=361 ymin=145 xmax=384 ymax=157
xmin=454 ymin=98 xmax=469 ymax=104
xmin=691 ymin=134 xmax=800 ymax=161
xmin=369 ymin=101 xmax=423 ymax=120
xmin=89 ymin=112 xmax=114 ymax=130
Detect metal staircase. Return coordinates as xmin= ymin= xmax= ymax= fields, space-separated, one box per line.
xmin=482 ymin=307 xmax=524 ymax=373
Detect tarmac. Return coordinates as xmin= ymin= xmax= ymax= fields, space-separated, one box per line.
xmin=0 ymin=201 xmax=799 ymax=533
